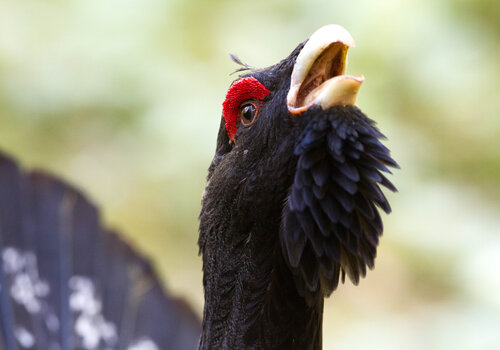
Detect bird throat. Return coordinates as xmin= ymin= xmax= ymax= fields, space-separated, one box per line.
xmin=197 ymin=221 xmax=325 ymax=350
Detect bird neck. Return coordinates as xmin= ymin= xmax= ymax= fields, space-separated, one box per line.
xmin=198 ymin=224 xmax=324 ymax=349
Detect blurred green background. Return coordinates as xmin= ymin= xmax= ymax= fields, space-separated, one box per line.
xmin=1 ymin=0 xmax=499 ymax=348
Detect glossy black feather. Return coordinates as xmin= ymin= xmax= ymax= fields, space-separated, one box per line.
xmin=281 ymin=106 xmax=398 ymax=300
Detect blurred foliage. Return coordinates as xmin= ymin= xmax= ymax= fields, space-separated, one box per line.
xmin=0 ymin=0 xmax=499 ymax=348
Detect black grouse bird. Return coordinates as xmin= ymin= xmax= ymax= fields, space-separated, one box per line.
xmin=0 ymin=24 xmax=397 ymax=350
xmin=198 ymin=24 xmax=397 ymax=349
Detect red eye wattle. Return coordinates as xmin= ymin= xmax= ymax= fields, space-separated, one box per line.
xmin=222 ymin=77 xmax=270 ymax=142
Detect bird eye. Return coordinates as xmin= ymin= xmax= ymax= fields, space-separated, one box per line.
xmin=239 ymin=102 xmax=258 ymax=126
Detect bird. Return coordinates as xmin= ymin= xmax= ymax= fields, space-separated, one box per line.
xmin=198 ymin=24 xmax=398 ymax=349
xmin=0 ymin=24 xmax=397 ymax=350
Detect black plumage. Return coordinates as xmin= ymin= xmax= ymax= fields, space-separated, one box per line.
xmin=285 ymin=107 xmax=397 ymax=298
xmin=0 ymin=153 xmax=201 ymax=350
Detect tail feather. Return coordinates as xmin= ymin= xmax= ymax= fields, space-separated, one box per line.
xmin=0 ymin=155 xmax=45 ymax=350
xmin=0 ymin=152 xmax=201 ymax=350
xmin=0 ymin=228 xmax=18 ymax=350
xmin=30 ymin=173 xmax=74 ymax=350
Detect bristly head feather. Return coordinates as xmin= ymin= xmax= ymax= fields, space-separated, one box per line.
xmin=229 ymin=54 xmax=253 ymax=75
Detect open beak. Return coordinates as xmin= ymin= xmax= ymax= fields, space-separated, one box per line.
xmin=287 ymin=24 xmax=364 ymax=114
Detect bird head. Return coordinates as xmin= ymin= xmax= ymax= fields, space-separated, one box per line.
xmin=200 ymin=24 xmax=398 ymax=306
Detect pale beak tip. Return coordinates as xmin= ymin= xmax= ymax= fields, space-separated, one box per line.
xmin=317 ymin=75 xmax=364 ymax=109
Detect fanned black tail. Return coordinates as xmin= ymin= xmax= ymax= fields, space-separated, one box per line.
xmin=0 ymin=152 xmax=201 ymax=350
